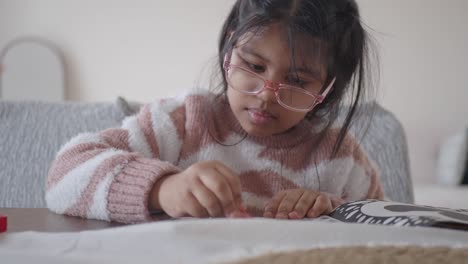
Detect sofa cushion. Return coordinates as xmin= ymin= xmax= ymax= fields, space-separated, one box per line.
xmin=0 ymin=98 xmax=134 ymax=208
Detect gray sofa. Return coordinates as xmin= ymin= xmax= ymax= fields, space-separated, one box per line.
xmin=0 ymin=98 xmax=413 ymax=208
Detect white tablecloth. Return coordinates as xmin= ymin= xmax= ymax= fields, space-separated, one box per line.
xmin=1 ymin=218 xmax=468 ymax=264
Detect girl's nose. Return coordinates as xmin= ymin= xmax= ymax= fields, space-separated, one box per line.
xmin=257 ymin=81 xmax=278 ymax=103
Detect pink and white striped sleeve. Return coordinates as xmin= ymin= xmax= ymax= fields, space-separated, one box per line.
xmin=46 ymin=98 xmax=186 ymax=223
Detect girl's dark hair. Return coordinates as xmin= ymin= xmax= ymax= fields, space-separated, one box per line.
xmin=214 ymin=0 xmax=378 ymax=157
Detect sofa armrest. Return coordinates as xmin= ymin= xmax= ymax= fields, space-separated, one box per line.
xmin=346 ymin=103 xmax=414 ymax=203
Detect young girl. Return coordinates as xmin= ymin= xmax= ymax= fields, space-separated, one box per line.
xmin=46 ymin=0 xmax=384 ymax=223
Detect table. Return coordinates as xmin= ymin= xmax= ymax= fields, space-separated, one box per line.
xmin=1 ymin=212 xmax=468 ymax=264
xmin=0 ymin=208 xmax=122 ymax=233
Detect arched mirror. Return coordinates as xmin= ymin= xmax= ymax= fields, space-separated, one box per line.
xmin=0 ymin=37 xmax=65 ymax=101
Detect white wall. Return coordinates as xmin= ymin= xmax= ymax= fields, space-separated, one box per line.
xmin=358 ymin=0 xmax=468 ymax=184
xmin=0 ymin=0 xmax=233 ymax=100
xmin=1 ymin=0 xmax=468 ymax=184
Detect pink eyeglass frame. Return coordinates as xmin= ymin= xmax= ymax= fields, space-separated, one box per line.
xmin=223 ymin=59 xmax=336 ymax=113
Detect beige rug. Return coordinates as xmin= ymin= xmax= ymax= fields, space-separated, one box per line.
xmin=228 ymin=246 xmax=468 ymax=264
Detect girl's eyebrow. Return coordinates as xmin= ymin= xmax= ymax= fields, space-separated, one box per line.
xmin=239 ymin=46 xmax=271 ymax=63
xmin=291 ymin=67 xmax=323 ymax=82
xmin=239 ymin=46 xmax=323 ymax=81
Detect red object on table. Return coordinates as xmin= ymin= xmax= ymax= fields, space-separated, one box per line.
xmin=0 ymin=215 xmax=7 ymax=232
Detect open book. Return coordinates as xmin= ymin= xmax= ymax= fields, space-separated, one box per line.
xmin=324 ymin=200 xmax=468 ymax=231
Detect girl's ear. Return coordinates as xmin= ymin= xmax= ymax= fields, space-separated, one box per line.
xmin=223 ymin=31 xmax=235 ymax=69
xmin=224 ymin=54 xmax=229 ymax=69
xmin=228 ymin=31 xmax=235 ymax=40
xmin=223 ymin=52 xmax=233 ymax=70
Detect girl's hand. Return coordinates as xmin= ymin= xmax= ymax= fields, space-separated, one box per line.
xmin=263 ymin=189 xmax=333 ymax=219
xmin=150 ymin=160 xmax=249 ymax=218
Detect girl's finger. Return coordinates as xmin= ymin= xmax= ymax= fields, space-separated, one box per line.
xmin=276 ymin=190 xmax=303 ymax=219
xmin=184 ymin=192 xmax=209 ymax=218
xmin=199 ymin=167 xmax=239 ymax=216
xmin=307 ymin=194 xmax=332 ymax=218
xmin=190 ymin=178 xmax=224 ymax=217
xmin=263 ymin=192 xmax=287 ymax=218
xmin=290 ymin=191 xmax=319 ymax=219
xmin=214 ymin=162 xmax=244 ymax=208
xmin=330 ymin=196 xmax=345 ymax=209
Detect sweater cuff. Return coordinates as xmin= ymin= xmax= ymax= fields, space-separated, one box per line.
xmin=107 ymin=157 xmax=180 ymax=223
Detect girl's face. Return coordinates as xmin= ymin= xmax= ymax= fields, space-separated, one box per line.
xmin=226 ymin=23 xmax=327 ymax=137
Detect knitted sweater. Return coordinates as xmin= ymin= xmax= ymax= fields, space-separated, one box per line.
xmin=46 ymin=92 xmax=383 ymax=223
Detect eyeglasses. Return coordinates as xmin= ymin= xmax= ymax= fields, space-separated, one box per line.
xmin=224 ymin=60 xmax=335 ymax=112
